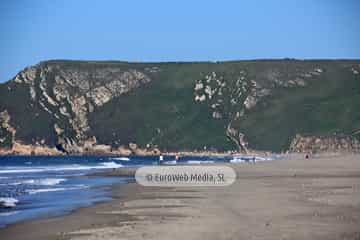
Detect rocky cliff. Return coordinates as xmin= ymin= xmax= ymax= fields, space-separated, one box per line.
xmin=289 ymin=134 xmax=360 ymax=153
xmin=0 ymin=59 xmax=359 ymax=154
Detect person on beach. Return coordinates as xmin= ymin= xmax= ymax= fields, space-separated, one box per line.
xmin=159 ymin=153 xmax=164 ymax=165
xmin=175 ymin=154 xmax=179 ymax=163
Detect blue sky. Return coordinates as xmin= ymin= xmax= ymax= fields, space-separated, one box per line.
xmin=0 ymin=0 xmax=359 ymax=82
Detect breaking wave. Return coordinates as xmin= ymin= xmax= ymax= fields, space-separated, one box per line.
xmin=26 ymin=185 xmax=87 ymax=195
xmin=10 ymin=178 xmax=67 ymax=186
xmin=186 ymin=160 xmax=215 ymax=164
xmin=0 ymin=162 xmax=123 ymax=174
xmin=110 ymin=157 xmax=130 ymax=161
xmin=0 ymin=197 xmax=19 ymax=208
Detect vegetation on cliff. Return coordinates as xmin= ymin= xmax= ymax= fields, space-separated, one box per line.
xmin=0 ymin=59 xmax=359 ymax=154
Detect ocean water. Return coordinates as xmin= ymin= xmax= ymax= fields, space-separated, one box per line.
xmin=0 ymin=154 xmax=280 ymax=227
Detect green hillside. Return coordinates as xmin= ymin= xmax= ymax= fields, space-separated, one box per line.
xmin=0 ymin=59 xmax=359 ymax=153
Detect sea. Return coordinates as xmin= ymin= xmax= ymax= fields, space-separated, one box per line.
xmin=0 ymin=154 xmax=280 ymax=227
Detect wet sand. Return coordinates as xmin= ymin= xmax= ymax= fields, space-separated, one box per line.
xmin=1 ymin=153 xmax=360 ymax=240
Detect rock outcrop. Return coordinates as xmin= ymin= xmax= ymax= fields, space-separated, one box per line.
xmin=40 ymin=64 xmax=152 ymax=139
xmin=289 ymin=134 xmax=360 ymax=153
xmin=10 ymin=141 xmax=62 ymax=155
xmin=191 ymin=66 xmax=329 ymax=152
xmin=0 ymin=110 xmax=16 ymax=148
xmin=7 ymin=61 xmax=153 ymax=150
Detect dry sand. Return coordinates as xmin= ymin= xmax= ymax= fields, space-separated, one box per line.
xmin=1 ymin=153 xmax=360 ymax=240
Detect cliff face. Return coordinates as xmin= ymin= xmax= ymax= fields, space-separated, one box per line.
xmin=289 ymin=134 xmax=360 ymax=153
xmin=0 ymin=61 xmax=155 ymax=154
xmin=0 ymin=60 xmax=359 ymax=154
xmin=12 ymin=62 xmax=151 ymax=139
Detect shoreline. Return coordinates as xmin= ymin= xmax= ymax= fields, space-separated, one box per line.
xmin=1 ymin=153 xmax=360 ymax=239
xmin=0 ymin=151 xmax=247 ymax=157
xmin=0 ymin=146 xmax=288 ymax=157
xmin=0 ymin=184 xmax=129 ymax=239
xmin=1 ymin=149 xmax=357 ymax=158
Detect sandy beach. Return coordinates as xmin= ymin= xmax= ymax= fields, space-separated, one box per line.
xmin=1 ymin=153 xmax=360 ymax=240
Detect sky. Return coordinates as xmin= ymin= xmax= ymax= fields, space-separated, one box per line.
xmin=0 ymin=0 xmax=359 ymax=82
